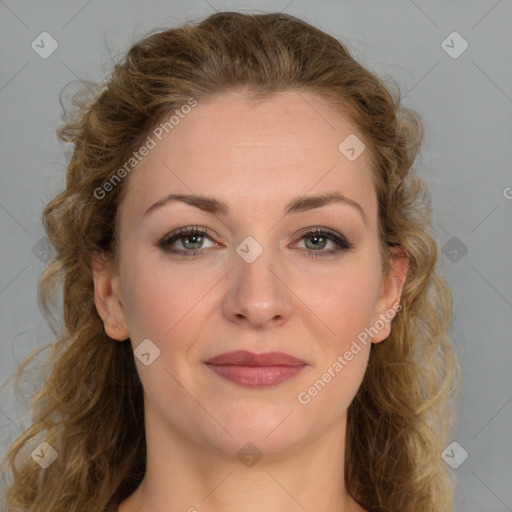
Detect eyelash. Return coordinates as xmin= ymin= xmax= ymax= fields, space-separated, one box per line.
xmin=157 ymin=225 xmax=354 ymax=259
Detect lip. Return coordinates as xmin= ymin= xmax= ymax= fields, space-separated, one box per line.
xmin=204 ymin=350 xmax=307 ymax=388
xmin=205 ymin=350 xmax=306 ymax=366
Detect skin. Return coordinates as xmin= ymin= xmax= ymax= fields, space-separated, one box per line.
xmin=93 ymin=89 xmax=408 ymax=512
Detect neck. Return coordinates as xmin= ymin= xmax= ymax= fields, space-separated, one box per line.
xmin=118 ymin=408 xmax=366 ymax=512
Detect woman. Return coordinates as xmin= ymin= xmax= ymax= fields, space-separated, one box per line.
xmin=1 ymin=11 xmax=459 ymax=512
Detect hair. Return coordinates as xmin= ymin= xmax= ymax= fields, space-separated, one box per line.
xmin=1 ymin=10 xmax=460 ymax=512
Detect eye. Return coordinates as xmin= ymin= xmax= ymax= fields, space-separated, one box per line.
xmin=157 ymin=226 xmax=218 ymax=257
xmin=157 ymin=226 xmax=354 ymax=258
xmin=293 ymin=228 xmax=353 ymax=258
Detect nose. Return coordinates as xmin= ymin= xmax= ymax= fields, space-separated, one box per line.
xmin=221 ymin=242 xmax=293 ymax=329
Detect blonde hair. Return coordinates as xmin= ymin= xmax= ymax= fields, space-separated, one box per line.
xmin=1 ymin=11 xmax=460 ymax=512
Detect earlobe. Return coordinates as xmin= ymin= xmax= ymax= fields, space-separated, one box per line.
xmin=371 ymin=244 xmax=409 ymax=344
xmin=91 ymin=251 xmax=129 ymax=341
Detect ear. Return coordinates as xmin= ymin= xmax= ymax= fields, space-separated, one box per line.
xmin=370 ymin=244 xmax=409 ymax=344
xmin=91 ymin=251 xmax=129 ymax=341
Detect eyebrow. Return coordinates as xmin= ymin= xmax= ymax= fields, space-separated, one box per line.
xmin=144 ymin=191 xmax=367 ymax=225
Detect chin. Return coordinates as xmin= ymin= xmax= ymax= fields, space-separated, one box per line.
xmin=199 ymin=407 xmax=307 ymax=456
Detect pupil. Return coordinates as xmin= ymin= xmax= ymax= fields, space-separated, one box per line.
xmin=308 ymin=235 xmax=326 ymax=250
xmin=184 ymin=234 xmax=202 ymax=249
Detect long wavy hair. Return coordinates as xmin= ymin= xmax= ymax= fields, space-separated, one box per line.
xmin=1 ymin=11 xmax=460 ymax=512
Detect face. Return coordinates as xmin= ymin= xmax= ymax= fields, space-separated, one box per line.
xmin=93 ymin=89 xmax=407 ymax=456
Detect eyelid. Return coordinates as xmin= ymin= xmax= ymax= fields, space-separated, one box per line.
xmin=293 ymin=226 xmax=348 ymax=241
xmin=157 ymin=225 xmax=219 ymax=249
xmin=157 ymin=225 xmax=353 ymax=256
xmin=290 ymin=227 xmax=353 ymax=253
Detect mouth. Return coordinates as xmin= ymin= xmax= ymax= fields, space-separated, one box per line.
xmin=204 ymin=350 xmax=307 ymax=388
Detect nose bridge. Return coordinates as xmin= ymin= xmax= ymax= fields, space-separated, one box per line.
xmin=224 ymin=233 xmax=292 ymax=327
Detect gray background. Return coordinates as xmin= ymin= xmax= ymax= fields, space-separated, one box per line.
xmin=1 ymin=1 xmax=511 ymax=510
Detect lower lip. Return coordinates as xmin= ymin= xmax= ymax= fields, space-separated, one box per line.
xmin=205 ymin=364 xmax=306 ymax=388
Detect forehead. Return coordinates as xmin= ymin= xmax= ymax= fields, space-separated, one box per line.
xmin=121 ymin=89 xmax=377 ymax=223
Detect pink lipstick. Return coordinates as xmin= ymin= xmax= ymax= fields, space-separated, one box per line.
xmin=204 ymin=350 xmax=307 ymax=388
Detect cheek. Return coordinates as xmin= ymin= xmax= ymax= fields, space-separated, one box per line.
xmin=119 ymin=250 xmax=218 ymax=344
xmin=123 ymin=277 xmax=189 ymax=340
xmin=295 ymin=268 xmax=378 ymax=415
xmin=300 ymin=257 xmax=382 ymax=346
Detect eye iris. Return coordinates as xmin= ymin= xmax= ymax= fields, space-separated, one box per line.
xmin=305 ymin=234 xmax=327 ymax=250
xmin=182 ymin=233 xmax=203 ymax=249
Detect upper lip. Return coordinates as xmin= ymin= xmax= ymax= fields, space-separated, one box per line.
xmin=205 ymin=350 xmax=306 ymax=367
